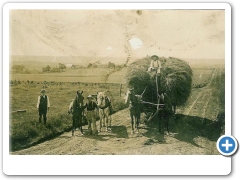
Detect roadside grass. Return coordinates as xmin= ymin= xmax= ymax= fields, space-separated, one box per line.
xmin=192 ymin=68 xmax=214 ymax=88
xmin=9 ymin=67 xmax=223 ymax=152
xmin=10 ymin=82 xmax=128 ymax=151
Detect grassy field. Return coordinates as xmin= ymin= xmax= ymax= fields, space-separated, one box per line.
xmin=9 ymin=61 xmax=221 ymax=152
xmin=10 ymin=66 xmax=215 ymax=85
xmin=10 ymin=68 xmax=115 ymax=83
xmin=10 ymin=68 xmax=225 ymax=155
xmin=10 ymin=82 xmax=128 ymax=151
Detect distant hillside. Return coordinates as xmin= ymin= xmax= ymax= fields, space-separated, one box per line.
xmin=10 ymin=55 xmax=224 ymax=71
xmin=10 ymin=55 xmax=132 ymax=72
xmin=182 ymin=58 xmax=224 ymax=68
xmin=10 ymin=55 xmax=129 ymax=65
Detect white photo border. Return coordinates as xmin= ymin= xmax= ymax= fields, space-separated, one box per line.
xmin=3 ymin=2 xmax=232 ymax=175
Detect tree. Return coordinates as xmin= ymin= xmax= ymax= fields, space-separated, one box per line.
xmin=108 ymin=62 xmax=115 ymax=68
xmin=42 ymin=65 xmax=51 ymax=72
xmin=12 ymin=65 xmax=25 ymax=73
xmin=92 ymin=64 xmax=97 ymax=68
xmin=58 ymin=63 xmax=66 ymax=71
xmin=51 ymin=67 xmax=60 ymax=72
xmin=87 ymin=63 xmax=92 ymax=68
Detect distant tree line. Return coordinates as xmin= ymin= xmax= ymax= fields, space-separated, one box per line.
xmin=42 ymin=63 xmax=66 ymax=73
xmin=86 ymin=62 xmax=125 ymax=69
xmin=12 ymin=65 xmax=31 ymax=74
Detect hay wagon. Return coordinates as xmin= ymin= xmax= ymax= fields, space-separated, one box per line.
xmin=125 ymin=56 xmax=193 ymax=133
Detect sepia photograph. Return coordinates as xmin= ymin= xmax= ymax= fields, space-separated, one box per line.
xmin=8 ymin=6 xmax=226 ymax=157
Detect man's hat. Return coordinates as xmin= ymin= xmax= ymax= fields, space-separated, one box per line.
xmin=151 ymin=55 xmax=159 ymax=60
xmin=40 ymin=89 xmax=46 ymax=93
xmin=87 ymin=95 xmax=93 ymax=99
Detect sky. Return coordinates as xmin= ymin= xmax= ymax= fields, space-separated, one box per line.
xmin=9 ymin=9 xmax=225 ymax=62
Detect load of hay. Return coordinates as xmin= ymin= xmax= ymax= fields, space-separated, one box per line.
xmin=125 ymin=56 xmax=193 ymax=111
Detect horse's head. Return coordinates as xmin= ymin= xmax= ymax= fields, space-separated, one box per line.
xmin=159 ymin=92 xmax=172 ymax=111
xmin=75 ymin=90 xmax=84 ymax=107
xmin=97 ymin=92 xmax=106 ymax=107
xmin=159 ymin=92 xmax=166 ymax=104
xmin=135 ymin=94 xmax=142 ymax=103
xmin=125 ymin=87 xmax=135 ymax=98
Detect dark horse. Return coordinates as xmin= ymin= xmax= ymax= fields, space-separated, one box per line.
xmin=68 ymin=90 xmax=85 ymax=136
xmin=125 ymin=88 xmax=143 ymax=134
xmin=158 ymin=92 xmax=172 ymax=135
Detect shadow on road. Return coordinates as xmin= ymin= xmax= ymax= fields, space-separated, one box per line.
xmin=111 ymin=125 xmax=129 ymax=138
xmin=69 ymin=125 xmax=129 ymax=141
xmin=144 ymin=112 xmax=224 ymax=147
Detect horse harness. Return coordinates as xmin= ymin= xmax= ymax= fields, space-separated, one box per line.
xmin=128 ymin=92 xmax=139 ymax=107
xmin=86 ymin=101 xmax=97 ymax=111
xmin=98 ymin=96 xmax=111 ymax=109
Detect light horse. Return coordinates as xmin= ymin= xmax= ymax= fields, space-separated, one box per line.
xmin=68 ymin=90 xmax=85 ymax=136
xmin=125 ymin=88 xmax=143 ymax=134
xmin=97 ymin=92 xmax=112 ymax=132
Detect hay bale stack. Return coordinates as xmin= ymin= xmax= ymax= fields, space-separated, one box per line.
xmin=125 ymin=56 xmax=193 ymax=109
xmin=125 ymin=68 xmax=151 ymax=95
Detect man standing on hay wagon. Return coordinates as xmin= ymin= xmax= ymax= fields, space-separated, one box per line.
xmin=37 ymin=89 xmax=50 ymax=125
xmin=83 ymin=95 xmax=98 ymax=136
xmin=148 ymin=55 xmax=161 ymax=75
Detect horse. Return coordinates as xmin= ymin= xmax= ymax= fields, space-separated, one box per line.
xmin=68 ymin=90 xmax=85 ymax=136
xmin=97 ymin=92 xmax=111 ymax=132
xmin=158 ymin=92 xmax=172 ymax=135
xmin=125 ymin=89 xmax=143 ymax=134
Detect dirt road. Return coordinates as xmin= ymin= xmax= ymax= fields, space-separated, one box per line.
xmin=11 ymin=69 xmax=222 ymax=155
xmin=11 ymin=109 xmax=219 ymax=155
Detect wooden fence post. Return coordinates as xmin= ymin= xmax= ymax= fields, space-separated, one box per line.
xmin=119 ymin=84 xmax=122 ymax=97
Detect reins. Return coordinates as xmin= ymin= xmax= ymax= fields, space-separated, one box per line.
xmin=145 ymin=71 xmax=163 ymax=122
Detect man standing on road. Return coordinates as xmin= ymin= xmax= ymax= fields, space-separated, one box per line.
xmin=84 ymin=95 xmax=98 ymax=135
xmin=37 ymin=89 xmax=50 ymax=125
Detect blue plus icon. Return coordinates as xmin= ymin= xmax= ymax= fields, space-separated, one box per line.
xmin=217 ymin=135 xmax=238 ymax=156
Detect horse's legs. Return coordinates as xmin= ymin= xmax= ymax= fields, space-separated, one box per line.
xmin=79 ymin=114 xmax=83 ymax=134
xmin=136 ymin=113 xmax=140 ymax=133
xmin=134 ymin=115 xmax=137 ymax=129
xmin=99 ymin=113 xmax=102 ymax=132
xmin=158 ymin=112 xmax=163 ymax=134
xmin=72 ymin=115 xmax=75 ymax=136
xmin=159 ymin=118 xmax=162 ymax=133
xmin=131 ymin=115 xmax=134 ymax=134
xmin=102 ymin=112 xmax=106 ymax=127
xmin=129 ymin=108 xmax=134 ymax=134
xmin=134 ymin=115 xmax=138 ymax=133
xmin=105 ymin=114 xmax=109 ymax=132
xmin=109 ymin=115 xmax=112 ymax=127
xmin=165 ymin=114 xmax=170 ymax=135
